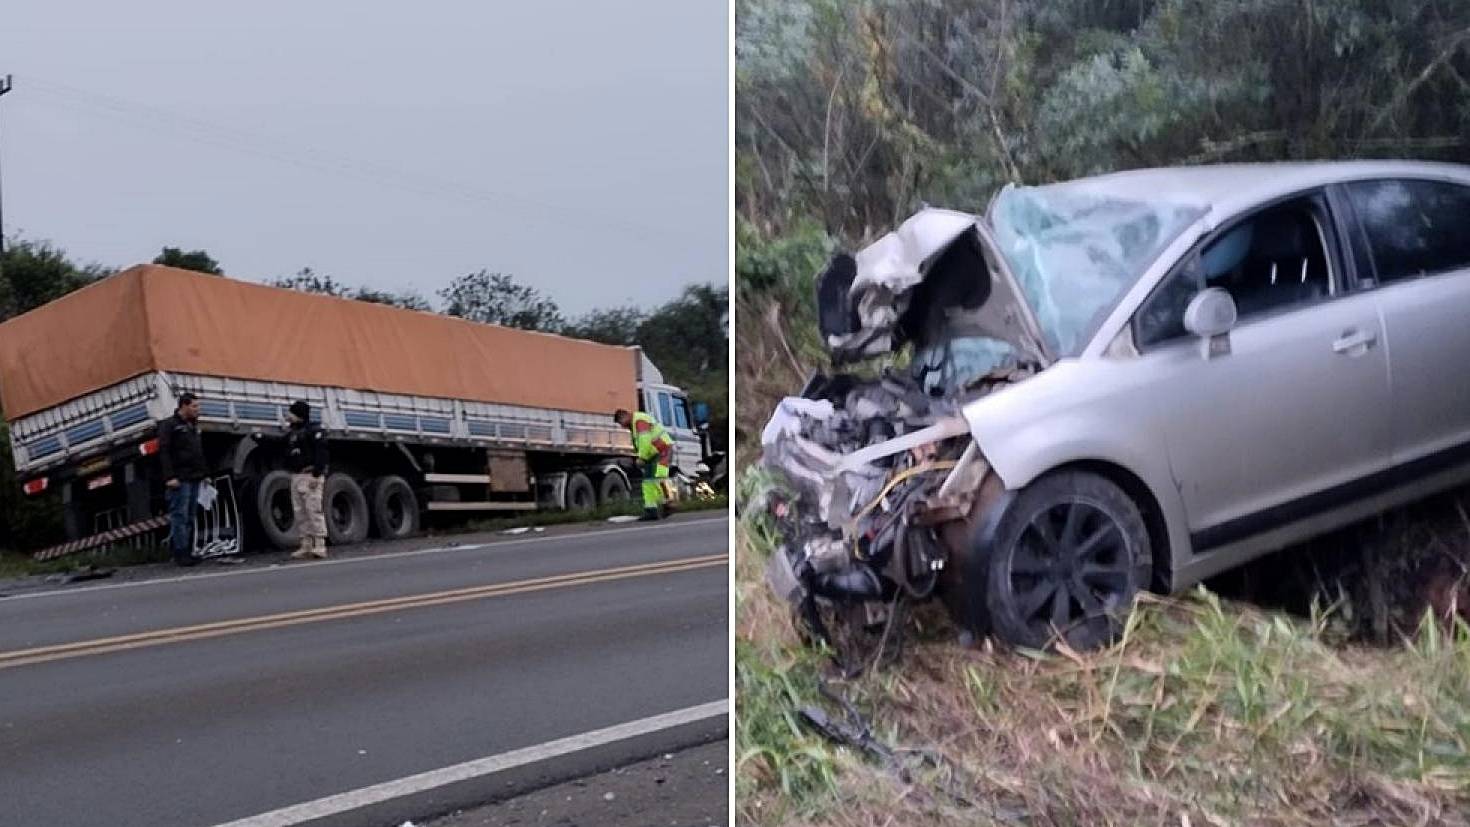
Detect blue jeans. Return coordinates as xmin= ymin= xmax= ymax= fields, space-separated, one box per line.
xmin=167 ymin=481 xmax=199 ymax=559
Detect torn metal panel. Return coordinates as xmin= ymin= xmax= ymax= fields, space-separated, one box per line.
xmin=820 ymin=208 xmax=1052 ymax=367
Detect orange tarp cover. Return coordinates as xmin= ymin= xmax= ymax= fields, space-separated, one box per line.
xmin=0 ymin=265 xmax=638 ymax=420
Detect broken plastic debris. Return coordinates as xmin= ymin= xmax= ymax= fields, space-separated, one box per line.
xmin=500 ymin=527 xmax=533 ymax=535
xmin=607 ymin=515 xmax=640 ymax=523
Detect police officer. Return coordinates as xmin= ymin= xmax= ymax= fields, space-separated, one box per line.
xmin=614 ymin=408 xmax=673 ymax=521
xmin=286 ymin=400 xmax=330 ymax=559
xmin=158 ymin=392 xmax=206 ymax=567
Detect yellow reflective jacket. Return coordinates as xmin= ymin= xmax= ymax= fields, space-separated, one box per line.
xmin=631 ymin=411 xmax=673 ymax=465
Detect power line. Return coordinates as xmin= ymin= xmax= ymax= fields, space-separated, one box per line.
xmin=18 ymin=74 xmax=687 ymax=243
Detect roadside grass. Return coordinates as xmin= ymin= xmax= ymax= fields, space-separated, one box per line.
xmin=735 ymin=511 xmax=1470 ymax=827
xmin=0 ymin=542 xmax=171 ymax=580
xmin=460 ymin=494 xmax=729 ymax=534
xmin=0 ymin=495 xmax=730 ymax=581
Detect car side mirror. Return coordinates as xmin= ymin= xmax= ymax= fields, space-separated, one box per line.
xmin=1183 ymin=288 xmax=1237 ymax=359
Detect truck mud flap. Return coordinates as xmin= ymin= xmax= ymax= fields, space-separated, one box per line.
xmin=189 ymin=475 xmax=243 ymax=559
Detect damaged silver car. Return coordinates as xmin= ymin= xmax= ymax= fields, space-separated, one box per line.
xmin=759 ymin=161 xmax=1470 ymax=663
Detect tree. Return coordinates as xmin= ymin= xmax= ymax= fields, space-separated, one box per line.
xmin=564 ymin=306 xmax=646 ymax=346
xmin=737 ymin=0 xmax=1470 ymax=242
xmin=1 ymin=239 xmax=108 ymax=322
xmin=272 ymin=268 xmax=433 ymax=311
xmin=271 ymin=267 xmax=348 ymax=296
xmin=634 ymin=283 xmax=730 ymax=450
xmin=637 ymin=283 xmax=729 ymax=378
xmin=154 ymin=247 xmax=223 ymax=275
xmin=438 ymin=270 xmax=565 ymax=332
xmin=353 ymin=288 xmax=433 ymax=312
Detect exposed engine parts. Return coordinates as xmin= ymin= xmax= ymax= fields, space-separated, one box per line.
xmin=759 ymin=368 xmax=1012 ymax=672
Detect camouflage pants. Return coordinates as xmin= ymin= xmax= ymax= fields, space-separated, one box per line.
xmin=291 ymin=473 xmax=327 ymax=539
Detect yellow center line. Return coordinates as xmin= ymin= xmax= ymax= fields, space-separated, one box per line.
xmin=0 ymin=553 xmax=728 ymax=670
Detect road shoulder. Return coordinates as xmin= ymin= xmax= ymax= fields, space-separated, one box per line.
xmin=419 ymin=740 xmax=729 ymax=827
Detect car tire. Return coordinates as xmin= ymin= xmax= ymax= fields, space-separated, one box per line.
xmin=367 ymin=475 xmax=419 ymax=539
xmin=984 ymin=471 xmax=1150 ymax=651
xmin=566 ymin=472 xmax=597 ymax=512
xmin=598 ymin=471 xmax=630 ymax=506
xmin=324 ymin=473 xmax=370 ymax=546
xmin=252 ymin=470 xmax=299 ymax=551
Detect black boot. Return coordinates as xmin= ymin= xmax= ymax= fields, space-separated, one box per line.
xmin=639 ymin=508 xmax=660 ymax=522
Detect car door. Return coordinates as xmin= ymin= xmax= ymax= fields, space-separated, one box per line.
xmin=1338 ymin=178 xmax=1470 ymax=467
xmin=1131 ymin=191 xmax=1395 ymax=552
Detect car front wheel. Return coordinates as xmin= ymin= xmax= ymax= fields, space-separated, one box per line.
xmin=985 ymin=471 xmax=1150 ymax=651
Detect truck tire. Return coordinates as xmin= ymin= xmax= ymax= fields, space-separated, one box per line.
xmin=324 ymin=473 xmax=370 ymax=546
xmin=253 ymin=470 xmax=300 ymax=551
xmin=598 ymin=471 xmax=630 ymax=505
xmin=566 ymin=472 xmax=596 ymax=512
xmin=367 ymin=475 xmax=420 ymax=539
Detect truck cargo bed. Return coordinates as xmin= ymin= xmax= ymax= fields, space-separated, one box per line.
xmin=8 ymin=371 xmax=631 ymax=478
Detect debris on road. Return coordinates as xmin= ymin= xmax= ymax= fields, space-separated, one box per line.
xmin=48 ymin=566 xmax=116 ymax=585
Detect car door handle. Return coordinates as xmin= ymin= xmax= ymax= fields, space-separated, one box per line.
xmin=1332 ymin=329 xmax=1378 ymax=355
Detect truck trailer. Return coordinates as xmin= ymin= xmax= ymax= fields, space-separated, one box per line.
xmin=0 ymin=265 xmax=715 ymax=560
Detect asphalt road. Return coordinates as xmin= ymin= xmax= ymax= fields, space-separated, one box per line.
xmin=0 ymin=516 xmax=730 ymax=827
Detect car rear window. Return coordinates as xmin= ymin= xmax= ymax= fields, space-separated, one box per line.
xmin=1346 ymin=179 xmax=1470 ymax=284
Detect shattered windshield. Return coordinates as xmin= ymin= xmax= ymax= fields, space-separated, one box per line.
xmin=989 ymin=184 xmax=1205 ymax=355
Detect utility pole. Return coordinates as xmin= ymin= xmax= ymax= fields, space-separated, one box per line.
xmin=0 ymin=74 xmax=12 ymax=257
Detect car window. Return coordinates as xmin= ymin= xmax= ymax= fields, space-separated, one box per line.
xmin=673 ymin=397 xmax=691 ymax=430
xmin=657 ymin=392 xmax=675 ymax=427
xmin=1345 ymin=179 xmax=1470 ymax=284
xmin=1136 ymin=197 xmax=1333 ymax=348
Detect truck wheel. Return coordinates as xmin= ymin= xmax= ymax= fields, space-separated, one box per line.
xmin=984 ymin=471 xmax=1150 ymax=652
xmin=566 ymin=473 xmax=596 ymax=511
xmin=253 ymin=470 xmax=300 ymax=551
xmin=368 ymin=475 xmax=419 ymax=539
xmin=324 ymin=473 xmax=370 ymax=546
xmin=598 ymin=472 xmax=630 ymax=505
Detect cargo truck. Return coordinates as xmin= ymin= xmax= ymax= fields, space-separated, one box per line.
xmin=0 ymin=265 xmax=719 ymax=560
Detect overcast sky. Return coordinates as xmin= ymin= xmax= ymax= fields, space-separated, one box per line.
xmin=0 ymin=1 xmax=729 ymax=315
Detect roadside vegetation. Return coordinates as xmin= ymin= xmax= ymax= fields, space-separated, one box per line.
xmin=738 ymin=517 xmax=1470 ymax=825
xmin=735 ymin=1 xmax=1470 ymax=822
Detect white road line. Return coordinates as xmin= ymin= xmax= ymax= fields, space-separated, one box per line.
xmin=210 ymin=699 xmax=730 ymax=827
xmin=0 ymin=517 xmax=728 ymax=603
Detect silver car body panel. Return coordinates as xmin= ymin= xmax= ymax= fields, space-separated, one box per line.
xmin=963 ymin=160 xmax=1470 ymax=589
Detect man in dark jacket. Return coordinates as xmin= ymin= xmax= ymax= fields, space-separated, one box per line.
xmin=286 ymin=399 xmax=330 ymax=560
xmin=158 ymin=393 xmax=206 ymax=567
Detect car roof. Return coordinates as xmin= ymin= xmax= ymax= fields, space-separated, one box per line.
xmin=1026 ymin=160 xmax=1470 ymax=219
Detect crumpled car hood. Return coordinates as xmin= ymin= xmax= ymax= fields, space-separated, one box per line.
xmin=819 ymin=207 xmax=1053 ymax=368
